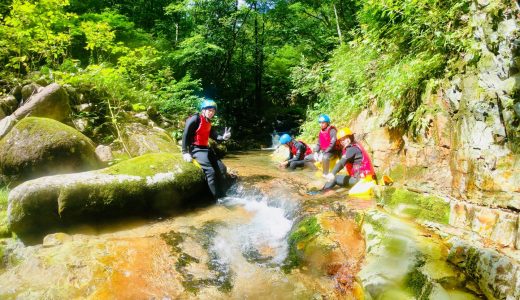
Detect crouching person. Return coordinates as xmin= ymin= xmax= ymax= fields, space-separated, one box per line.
xmin=278 ymin=134 xmax=313 ymax=170
xmin=322 ymin=127 xmax=375 ymax=190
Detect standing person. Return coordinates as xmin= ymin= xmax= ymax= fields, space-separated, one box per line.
xmin=308 ymin=114 xmax=340 ymax=175
xmin=182 ymin=99 xmax=232 ymax=199
xmin=278 ymin=134 xmax=313 ymax=170
xmin=322 ymin=127 xmax=376 ymax=190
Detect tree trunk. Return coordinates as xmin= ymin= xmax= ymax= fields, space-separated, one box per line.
xmin=333 ymin=3 xmax=343 ymax=45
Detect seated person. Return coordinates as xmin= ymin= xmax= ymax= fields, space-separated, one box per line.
xmin=306 ymin=114 xmax=341 ymax=175
xmin=278 ymin=134 xmax=313 ymax=170
xmin=323 ymin=127 xmax=376 ymax=190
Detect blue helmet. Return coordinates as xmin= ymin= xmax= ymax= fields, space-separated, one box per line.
xmin=318 ymin=114 xmax=330 ymax=123
xmin=280 ymin=134 xmax=292 ymax=145
xmin=200 ymin=99 xmax=217 ymax=110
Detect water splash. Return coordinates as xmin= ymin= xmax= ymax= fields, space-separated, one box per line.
xmin=215 ymin=184 xmax=297 ymax=267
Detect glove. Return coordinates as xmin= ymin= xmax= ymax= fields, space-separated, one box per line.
xmin=325 ymin=173 xmax=335 ymax=181
xmin=222 ymin=127 xmax=232 ymax=140
xmin=316 ymin=152 xmax=323 ymax=163
xmin=183 ymin=153 xmax=192 ymax=162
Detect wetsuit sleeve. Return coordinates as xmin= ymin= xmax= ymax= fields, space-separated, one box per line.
xmin=324 ymin=128 xmax=337 ymax=153
xmin=210 ymin=127 xmax=220 ymax=141
xmin=288 ymin=141 xmax=305 ymax=163
xmin=314 ymin=137 xmax=321 ymax=153
xmin=182 ymin=115 xmax=199 ymax=154
xmin=331 ymin=147 xmax=357 ymax=175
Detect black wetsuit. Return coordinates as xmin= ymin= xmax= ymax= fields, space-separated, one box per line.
xmin=285 ymin=141 xmax=308 ymax=170
xmin=323 ymin=144 xmax=363 ymax=190
xmin=182 ymin=114 xmax=228 ymax=199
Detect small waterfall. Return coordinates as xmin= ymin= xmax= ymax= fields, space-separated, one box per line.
xmin=214 ymin=185 xmax=297 ymax=266
xmin=262 ymin=131 xmax=281 ymax=150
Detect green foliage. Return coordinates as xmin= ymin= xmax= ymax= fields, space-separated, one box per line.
xmin=81 ymin=20 xmax=116 ymax=62
xmin=0 ymin=0 xmax=75 ymax=72
xmin=155 ymin=73 xmax=202 ymax=117
xmin=296 ymin=0 xmax=473 ymax=140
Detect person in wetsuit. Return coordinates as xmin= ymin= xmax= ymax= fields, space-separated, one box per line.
xmin=182 ymin=99 xmax=232 ymax=199
xmin=278 ymin=134 xmax=313 ymax=170
xmin=306 ymin=114 xmax=341 ymax=176
xmin=323 ymin=127 xmax=376 ymax=190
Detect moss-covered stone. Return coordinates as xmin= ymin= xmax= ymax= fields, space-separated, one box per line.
xmin=122 ymin=123 xmax=179 ymax=157
xmin=8 ymin=153 xmax=210 ymax=235
xmin=382 ymin=188 xmax=450 ymax=224
xmin=283 ymin=216 xmax=321 ymax=272
xmin=0 ymin=117 xmax=101 ymax=184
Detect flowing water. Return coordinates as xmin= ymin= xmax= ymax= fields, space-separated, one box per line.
xmin=0 ymin=151 xmax=360 ymax=299
xmin=0 ymin=151 xmax=482 ymax=299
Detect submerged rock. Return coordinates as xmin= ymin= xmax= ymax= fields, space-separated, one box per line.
xmin=0 ymin=117 xmax=101 ymax=183
xmin=358 ymin=210 xmax=481 ymax=299
xmin=7 ymin=153 xmax=209 ymax=235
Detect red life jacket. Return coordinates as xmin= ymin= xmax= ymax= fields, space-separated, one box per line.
xmin=344 ymin=143 xmax=376 ymax=178
xmin=193 ymin=114 xmax=211 ymax=146
xmin=318 ymin=125 xmax=341 ymax=152
xmin=289 ymin=141 xmax=313 ymax=160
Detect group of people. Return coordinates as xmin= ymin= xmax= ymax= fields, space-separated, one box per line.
xmin=278 ymin=114 xmax=376 ymax=191
xmin=182 ymin=99 xmax=375 ymax=200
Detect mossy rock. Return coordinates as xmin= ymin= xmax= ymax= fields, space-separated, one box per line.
xmin=14 ymin=83 xmax=71 ymax=123
xmin=0 ymin=117 xmax=101 ymax=184
xmin=381 ymin=188 xmax=450 ymax=224
xmin=7 ymin=153 xmax=209 ymax=235
xmin=122 ymin=123 xmax=179 ymax=157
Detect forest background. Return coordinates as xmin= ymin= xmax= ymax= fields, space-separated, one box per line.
xmin=0 ymin=0 xmax=502 ymax=148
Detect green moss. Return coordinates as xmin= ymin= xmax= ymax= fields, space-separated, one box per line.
xmin=103 ymin=153 xmax=183 ymax=177
xmin=283 ymin=216 xmax=321 ymax=272
xmin=0 ymin=117 xmax=99 ymax=181
xmin=388 ymin=165 xmax=427 ymax=183
xmin=404 ymin=259 xmax=431 ymax=298
xmin=383 ymin=188 xmax=450 ymax=224
xmin=57 ymin=178 xmax=148 ymax=219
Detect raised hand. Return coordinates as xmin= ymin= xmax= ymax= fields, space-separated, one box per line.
xmin=223 ymin=127 xmax=232 ymax=140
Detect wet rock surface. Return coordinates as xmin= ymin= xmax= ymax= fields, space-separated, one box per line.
xmin=7 ymin=153 xmax=209 ymax=236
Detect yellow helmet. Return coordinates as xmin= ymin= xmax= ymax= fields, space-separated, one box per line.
xmin=337 ymin=127 xmax=353 ymax=140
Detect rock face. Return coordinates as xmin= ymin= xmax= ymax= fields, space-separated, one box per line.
xmin=0 ymin=117 xmax=100 ymax=183
xmin=447 ymin=237 xmax=520 ymax=300
xmin=122 ymin=123 xmax=179 ymax=157
xmin=347 ymin=3 xmax=520 ymax=210
xmin=7 ymin=153 xmax=210 ymax=235
xmin=14 ymin=83 xmax=71 ymax=123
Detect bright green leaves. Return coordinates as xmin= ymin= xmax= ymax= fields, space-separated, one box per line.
xmin=81 ymin=21 xmax=116 ymax=62
xmin=1 ymin=0 xmax=75 ymax=72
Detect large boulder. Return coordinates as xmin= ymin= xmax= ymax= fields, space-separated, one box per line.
xmin=0 ymin=117 xmax=100 ymax=183
xmin=14 ymin=83 xmax=71 ymax=122
xmin=7 ymin=153 xmax=210 ymax=235
xmin=122 ymin=122 xmax=179 ymax=157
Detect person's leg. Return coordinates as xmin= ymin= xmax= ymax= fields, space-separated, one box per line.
xmin=208 ymin=150 xmax=228 ymax=198
xmin=347 ymin=176 xmax=359 ymax=188
xmin=322 ymin=152 xmax=333 ymax=175
xmin=192 ymin=148 xmax=218 ymax=199
xmin=304 ymin=153 xmax=315 ymax=162
xmin=288 ymin=160 xmax=305 ymax=170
